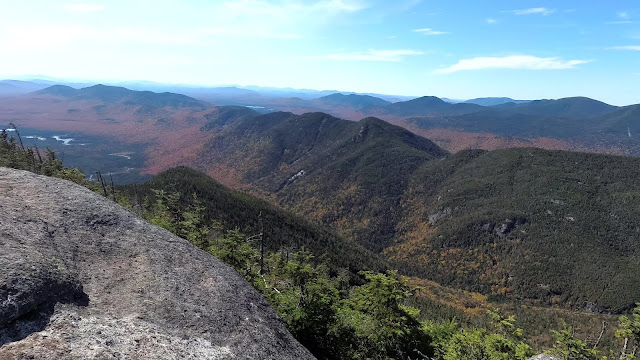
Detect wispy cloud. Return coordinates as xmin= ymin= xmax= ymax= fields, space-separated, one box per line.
xmin=436 ymin=55 xmax=590 ymax=74
xmin=61 ymin=4 xmax=105 ymax=12
xmin=319 ymin=49 xmax=423 ymax=62
xmin=486 ymin=18 xmax=497 ymax=24
xmin=507 ymin=7 xmax=555 ymax=16
xmin=413 ymin=28 xmax=447 ymax=35
xmin=607 ymin=11 xmax=635 ymax=24
xmin=609 ymin=45 xmax=640 ymax=51
xmin=618 ymin=11 xmax=630 ymax=19
xmin=606 ymin=20 xmax=636 ymax=24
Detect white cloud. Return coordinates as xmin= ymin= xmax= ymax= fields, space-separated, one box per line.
xmin=606 ymin=20 xmax=635 ymax=24
xmin=508 ymin=7 xmax=555 ymax=16
xmin=486 ymin=18 xmax=497 ymax=24
xmin=413 ymin=28 xmax=447 ymax=35
xmin=607 ymin=12 xmax=634 ymax=24
xmin=609 ymin=45 xmax=640 ymax=51
xmin=320 ymin=49 xmax=423 ymax=62
xmin=61 ymin=4 xmax=105 ymax=12
xmin=436 ymin=55 xmax=590 ymax=74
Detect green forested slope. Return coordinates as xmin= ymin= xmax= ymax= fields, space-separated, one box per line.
xmin=389 ymin=148 xmax=640 ymax=312
xmin=121 ymin=166 xmax=386 ymax=272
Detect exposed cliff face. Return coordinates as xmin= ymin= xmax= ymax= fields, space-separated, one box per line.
xmin=0 ymin=168 xmax=314 ymax=359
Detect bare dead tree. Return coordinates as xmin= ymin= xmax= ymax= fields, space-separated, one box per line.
xmin=621 ymin=337 xmax=629 ymax=360
xmin=593 ymin=321 xmax=606 ymax=350
xmin=33 ymin=145 xmax=43 ymax=164
xmin=9 ymin=123 xmax=24 ymax=151
xmin=259 ymin=211 xmax=264 ymax=275
xmin=109 ymin=173 xmax=116 ymax=201
xmin=95 ymin=171 xmax=108 ymax=197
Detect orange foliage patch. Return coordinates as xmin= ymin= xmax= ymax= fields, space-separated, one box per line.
xmin=408 ymin=277 xmax=489 ymax=316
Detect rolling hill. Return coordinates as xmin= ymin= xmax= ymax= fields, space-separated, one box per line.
xmin=383 ymin=96 xmax=485 ymax=117
xmin=493 ymin=96 xmax=618 ymax=118
xmin=313 ymin=93 xmax=391 ymax=109
xmin=403 ymin=98 xmax=639 ymax=156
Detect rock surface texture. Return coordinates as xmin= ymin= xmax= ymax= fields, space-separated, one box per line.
xmin=0 ymin=168 xmax=314 ymax=359
xmin=527 ymin=354 xmax=560 ymax=360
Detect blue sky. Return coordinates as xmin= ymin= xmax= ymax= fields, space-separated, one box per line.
xmin=1 ymin=0 xmax=639 ymax=105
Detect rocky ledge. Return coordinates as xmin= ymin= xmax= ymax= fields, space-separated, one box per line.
xmin=0 ymin=167 xmax=314 ymax=359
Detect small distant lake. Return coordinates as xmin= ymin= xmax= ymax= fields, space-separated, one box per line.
xmin=1 ymin=125 xmax=150 ymax=184
xmin=244 ymin=105 xmax=276 ymax=114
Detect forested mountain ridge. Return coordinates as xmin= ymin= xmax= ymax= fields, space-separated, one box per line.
xmin=195 ymin=111 xmax=640 ymax=312
xmin=199 ymin=111 xmax=447 ymax=251
xmin=491 ymin=97 xmax=618 ymax=118
xmin=388 ymin=148 xmax=640 ymax=312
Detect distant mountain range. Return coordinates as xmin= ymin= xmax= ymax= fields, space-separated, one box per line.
xmin=313 ymin=93 xmax=391 ymax=109
xmin=0 ymin=80 xmax=50 ymax=96
xmin=37 ymin=84 xmax=209 ymax=108
xmin=464 ymin=97 xmax=530 ymax=106
xmin=4 ymin=83 xmax=640 ymax=174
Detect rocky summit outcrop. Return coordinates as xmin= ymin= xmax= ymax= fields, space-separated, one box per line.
xmin=0 ymin=168 xmax=314 ymax=359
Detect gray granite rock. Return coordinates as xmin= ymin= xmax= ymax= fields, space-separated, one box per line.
xmin=0 ymin=167 xmax=314 ymax=359
xmin=528 ymin=354 xmax=561 ymax=360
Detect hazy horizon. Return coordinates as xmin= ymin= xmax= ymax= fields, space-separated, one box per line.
xmin=2 ymin=1 xmax=639 ymax=105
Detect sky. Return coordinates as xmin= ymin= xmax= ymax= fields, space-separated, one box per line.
xmin=1 ymin=0 xmax=640 ymax=105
